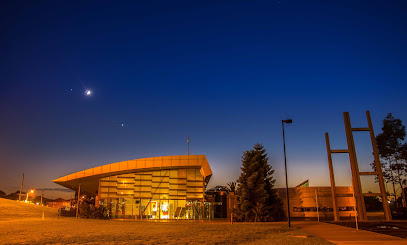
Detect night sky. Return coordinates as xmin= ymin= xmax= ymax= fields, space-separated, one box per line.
xmin=1 ymin=1 xmax=406 ymax=199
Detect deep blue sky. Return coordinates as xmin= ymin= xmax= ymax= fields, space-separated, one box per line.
xmin=1 ymin=0 xmax=406 ymax=199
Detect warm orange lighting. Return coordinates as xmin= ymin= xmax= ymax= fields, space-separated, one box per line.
xmin=25 ymin=189 xmax=34 ymax=203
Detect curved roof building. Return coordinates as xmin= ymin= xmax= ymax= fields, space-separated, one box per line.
xmin=53 ymin=155 xmax=212 ymax=220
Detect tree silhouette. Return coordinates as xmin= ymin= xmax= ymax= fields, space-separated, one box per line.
xmin=371 ymin=113 xmax=407 ymax=207
xmin=235 ymin=143 xmax=283 ymax=221
xmin=227 ymin=182 xmax=236 ymax=193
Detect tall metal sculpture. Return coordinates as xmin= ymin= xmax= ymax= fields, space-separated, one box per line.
xmin=325 ymin=111 xmax=391 ymax=221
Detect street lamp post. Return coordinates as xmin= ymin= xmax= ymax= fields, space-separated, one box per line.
xmin=25 ymin=189 xmax=34 ymax=203
xmin=282 ymin=119 xmax=292 ymax=228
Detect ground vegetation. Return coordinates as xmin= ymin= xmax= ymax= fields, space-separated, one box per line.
xmin=79 ymin=196 xmax=109 ymax=219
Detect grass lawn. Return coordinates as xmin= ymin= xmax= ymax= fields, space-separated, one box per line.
xmin=0 ymin=198 xmax=331 ymax=244
xmin=0 ymin=197 xmax=59 ymax=221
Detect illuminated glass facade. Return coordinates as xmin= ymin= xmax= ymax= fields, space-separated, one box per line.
xmin=98 ymin=168 xmax=205 ymax=219
xmin=53 ymin=155 xmax=212 ymax=220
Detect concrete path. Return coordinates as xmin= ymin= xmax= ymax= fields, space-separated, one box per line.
xmin=294 ymin=221 xmax=407 ymax=245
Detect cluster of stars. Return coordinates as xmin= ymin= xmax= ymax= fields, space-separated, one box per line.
xmin=112 ymin=121 xmax=125 ymax=127
xmin=68 ymin=87 xmax=127 ymax=128
xmin=68 ymin=88 xmax=92 ymax=96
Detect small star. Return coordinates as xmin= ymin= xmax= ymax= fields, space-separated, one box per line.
xmin=121 ymin=124 xmax=124 ymax=127
xmin=85 ymin=90 xmax=92 ymax=96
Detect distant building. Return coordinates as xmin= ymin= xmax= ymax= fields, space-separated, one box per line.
xmin=205 ymin=189 xmax=228 ymax=218
xmin=53 ymin=155 xmax=212 ymax=220
xmin=206 ymin=180 xmax=355 ymax=221
xmin=276 ymin=181 xmax=355 ymax=219
xmin=47 ymin=198 xmax=71 ymax=209
xmin=204 ymin=185 xmax=238 ymax=219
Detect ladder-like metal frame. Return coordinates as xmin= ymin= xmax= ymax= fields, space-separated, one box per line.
xmin=325 ymin=132 xmax=342 ymax=221
xmin=325 ymin=111 xmax=391 ymax=221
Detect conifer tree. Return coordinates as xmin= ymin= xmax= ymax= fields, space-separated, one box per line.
xmin=235 ymin=144 xmax=283 ymax=221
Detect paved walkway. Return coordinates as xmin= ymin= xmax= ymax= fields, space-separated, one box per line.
xmin=294 ymin=221 xmax=407 ymax=245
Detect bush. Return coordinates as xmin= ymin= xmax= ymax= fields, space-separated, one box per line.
xmin=392 ymin=207 xmax=407 ymax=219
xmin=79 ymin=199 xmax=109 ymax=219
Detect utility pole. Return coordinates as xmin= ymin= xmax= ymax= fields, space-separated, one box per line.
xmin=19 ymin=173 xmax=24 ymax=201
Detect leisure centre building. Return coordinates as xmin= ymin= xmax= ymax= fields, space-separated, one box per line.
xmin=54 ymin=155 xmax=359 ymax=220
xmin=53 ymin=155 xmax=212 ymax=220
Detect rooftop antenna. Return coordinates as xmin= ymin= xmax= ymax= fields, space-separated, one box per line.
xmin=187 ymin=136 xmax=190 ymax=155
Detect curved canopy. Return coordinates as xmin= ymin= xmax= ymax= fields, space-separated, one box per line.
xmin=53 ymin=155 xmax=212 ymax=194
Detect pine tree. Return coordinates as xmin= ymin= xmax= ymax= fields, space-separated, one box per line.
xmin=235 ymin=144 xmax=283 ymax=221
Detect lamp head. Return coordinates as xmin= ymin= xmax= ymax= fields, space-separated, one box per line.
xmin=283 ymin=119 xmax=293 ymax=124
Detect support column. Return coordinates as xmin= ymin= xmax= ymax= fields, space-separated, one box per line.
xmin=95 ymin=178 xmax=101 ymax=208
xmin=202 ymin=176 xmax=205 ymax=220
xmin=325 ymin=133 xmax=339 ymax=221
xmin=76 ymin=183 xmax=81 ymax=219
xmin=366 ymin=111 xmax=392 ymax=221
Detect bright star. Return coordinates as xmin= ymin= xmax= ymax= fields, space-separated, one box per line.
xmin=85 ymin=90 xmax=92 ymax=96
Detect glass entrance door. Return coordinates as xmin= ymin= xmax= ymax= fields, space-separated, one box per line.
xmin=161 ymin=201 xmax=169 ymax=219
